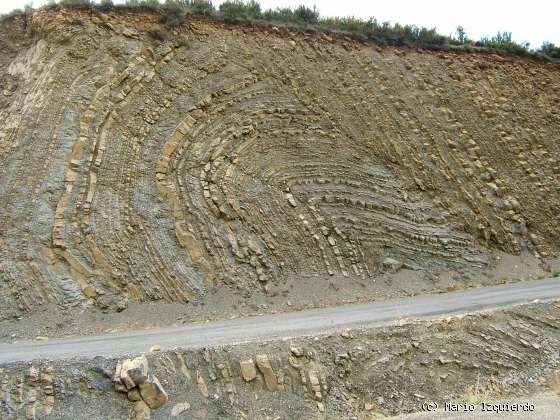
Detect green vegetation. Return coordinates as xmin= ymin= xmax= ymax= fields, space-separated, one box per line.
xmin=539 ymin=42 xmax=560 ymax=59
xmin=318 ymin=17 xmax=447 ymax=46
xmin=1 ymin=0 xmax=558 ymax=62
xmin=160 ymin=4 xmax=185 ymax=27
xmin=182 ymin=0 xmax=215 ymax=15
xmin=475 ymin=31 xmax=531 ymax=57
xmin=58 ymin=0 xmax=92 ymax=7
xmin=219 ymin=0 xmax=261 ymax=21
xmin=458 ymin=373 xmax=494 ymax=405
xmin=98 ymin=0 xmax=115 ymax=11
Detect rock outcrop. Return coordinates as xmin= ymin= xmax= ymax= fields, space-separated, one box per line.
xmin=2 ymin=301 xmax=560 ymax=419
xmin=114 ymin=355 xmax=168 ymax=413
xmin=0 ymin=9 xmax=558 ymax=321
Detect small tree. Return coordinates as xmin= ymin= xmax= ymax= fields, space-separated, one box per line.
xmin=294 ymin=5 xmax=318 ymax=23
xmin=219 ymin=0 xmax=261 ymax=21
xmin=182 ymin=0 xmax=214 ymax=15
xmin=456 ymin=26 xmax=467 ymax=44
xmin=539 ymin=41 xmax=560 ymax=59
xmin=98 ymin=0 xmax=114 ymax=10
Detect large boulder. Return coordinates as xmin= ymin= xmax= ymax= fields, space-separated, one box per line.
xmin=132 ymin=401 xmax=151 ymax=420
xmin=255 ymin=354 xmax=284 ymax=391
xmin=139 ymin=374 xmax=169 ymax=409
xmin=121 ymin=356 xmax=149 ymax=390
xmin=239 ymin=359 xmax=256 ymax=382
xmin=114 ymin=355 xmax=168 ymax=411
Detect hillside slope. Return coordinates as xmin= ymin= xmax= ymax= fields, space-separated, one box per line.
xmin=0 ymin=10 xmax=559 ymax=322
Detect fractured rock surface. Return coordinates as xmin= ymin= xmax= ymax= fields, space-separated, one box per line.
xmin=114 ymin=355 xmax=168 ymax=412
xmin=0 ymin=10 xmax=558 ymax=320
xmin=2 ymin=302 xmax=560 ymax=419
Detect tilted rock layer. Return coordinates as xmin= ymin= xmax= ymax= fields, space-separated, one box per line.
xmin=0 ymin=10 xmax=559 ymax=318
xmin=1 ymin=303 xmax=560 ymax=419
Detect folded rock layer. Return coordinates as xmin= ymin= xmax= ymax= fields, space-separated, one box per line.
xmin=0 ymin=10 xmax=558 ymax=318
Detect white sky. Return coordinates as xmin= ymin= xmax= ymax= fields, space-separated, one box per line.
xmin=1 ymin=0 xmax=558 ymax=49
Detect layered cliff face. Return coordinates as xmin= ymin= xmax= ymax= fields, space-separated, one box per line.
xmin=0 ymin=10 xmax=558 ymax=320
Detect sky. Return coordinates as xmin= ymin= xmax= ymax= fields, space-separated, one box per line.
xmin=1 ymin=0 xmax=558 ymax=49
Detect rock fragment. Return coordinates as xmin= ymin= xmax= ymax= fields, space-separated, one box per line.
xmin=42 ymin=367 xmax=55 ymax=415
xmin=139 ymin=375 xmax=168 ymax=409
xmin=286 ymin=193 xmax=298 ymax=207
xmin=128 ymin=388 xmax=142 ymax=402
xmin=290 ymin=347 xmax=304 ymax=357
xmin=196 ymin=371 xmax=209 ymax=398
xmin=239 ymin=359 xmax=257 ymax=382
xmin=121 ymin=356 xmax=149 ymax=390
xmin=255 ymin=354 xmax=284 ymax=391
xmin=114 ymin=355 xmax=168 ymax=411
xmin=382 ymin=257 xmax=403 ymax=273
xmin=171 ymin=402 xmax=191 ymax=416
xmin=132 ymin=400 xmax=151 ymax=420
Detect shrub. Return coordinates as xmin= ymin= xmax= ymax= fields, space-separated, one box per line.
xmin=142 ymin=0 xmax=161 ymax=8
xmin=58 ymin=0 xmax=92 ymax=7
xmin=98 ymin=0 xmax=114 ymax=11
xmin=261 ymin=5 xmax=317 ymax=24
xmin=179 ymin=0 xmax=214 ymax=15
xmin=475 ymin=31 xmax=531 ymax=56
xmin=539 ymin=42 xmax=560 ymax=59
xmin=2 ymin=8 xmax=24 ymax=20
xmin=294 ymin=5 xmax=318 ymax=24
xmin=262 ymin=7 xmax=294 ymax=22
xmin=219 ymin=0 xmax=261 ymax=21
xmin=161 ymin=3 xmax=185 ymax=27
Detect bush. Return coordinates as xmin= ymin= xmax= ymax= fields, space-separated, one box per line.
xmin=58 ymin=0 xmax=91 ymax=7
xmin=294 ymin=5 xmax=318 ymax=24
xmin=161 ymin=3 xmax=185 ymax=27
xmin=261 ymin=7 xmax=294 ymax=22
xmin=98 ymin=0 xmax=114 ymax=11
xmin=142 ymin=0 xmax=161 ymax=8
xmin=539 ymin=42 xmax=560 ymax=59
xmin=2 ymin=8 xmax=24 ymax=20
xmin=219 ymin=0 xmax=261 ymax=21
xmin=475 ymin=32 xmax=530 ymax=56
xmin=179 ymin=0 xmax=214 ymax=15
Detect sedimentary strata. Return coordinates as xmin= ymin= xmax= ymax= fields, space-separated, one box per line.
xmin=0 ymin=10 xmax=558 ymax=319
xmin=1 ymin=302 xmax=560 ymax=419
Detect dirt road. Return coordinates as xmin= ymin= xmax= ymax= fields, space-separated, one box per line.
xmin=1 ymin=278 xmax=559 ymax=364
